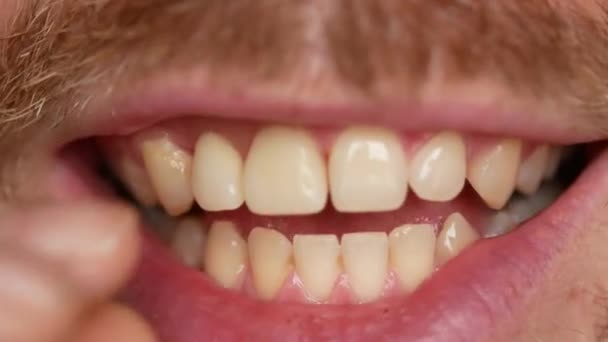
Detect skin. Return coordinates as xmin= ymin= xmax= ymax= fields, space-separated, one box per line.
xmin=0 ymin=1 xmax=607 ymax=341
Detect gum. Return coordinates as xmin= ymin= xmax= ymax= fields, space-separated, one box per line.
xmin=98 ymin=116 xmax=542 ymax=170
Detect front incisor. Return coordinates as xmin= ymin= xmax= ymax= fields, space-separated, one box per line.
xmin=248 ymin=228 xmax=293 ymax=300
xmin=244 ymin=126 xmax=328 ymax=215
xmin=389 ymin=224 xmax=436 ymax=292
xmin=293 ymin=234 xmax=341 ymax=302
xmin=341 ymin=232 xmax=389 ymax=303
xmin=330 ymin=126 xmax=408 ymax=213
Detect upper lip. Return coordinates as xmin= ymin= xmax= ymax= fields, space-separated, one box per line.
xmin=66 ymin=69 xmax=603 ymax=145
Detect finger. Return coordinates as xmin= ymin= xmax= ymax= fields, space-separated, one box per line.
xmin=73 ymin=303 xmax=158 ymax=342
xmin=0 ymin=200 xmax=141 ymax=299
xmin=0 ymin=247 xmax=83 ymax=342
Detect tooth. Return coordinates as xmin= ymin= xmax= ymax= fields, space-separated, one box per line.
xmin=192 ymin=132 xmax=244 ymax=211
xmin=341 ymin=232 xmax=389 ymax=302
xmin=543 ymin=147 xmax=561 ymax=180
xmin=436 ymin=213 xmax=479 ymax=265
xmin=248 ymin=228 xmax=292 ymax=300
xmin=244 ymin=126 xmax=327 ymax=215
xmin=467 ymin=139 xmax=522 ymax=209
xmin=507 ymin=183 xmax=561 ymax=224
xmin=516 ymin=145 xmax=549 ymax=195
xmin=113 ymin=157 xmax=157 ymax=206
xmin=293 ymin=234 xmax=341 ymax=302
xmin=484 ymin=211 xmax=515 ymax=238
xmin=203 ymin=221 xmax=247 ymax=289
xmin=410 ymin=131 xmax=466 ymax=201
xmin=389 ymin=224 xmax=436 ymax=292
xmin=330 ymin=127 xmax=408 ymax=212
xmin=140 ymin=134 xmax=194 ymax=216
xmin=171 ymin=217 xmax=206 ymax=268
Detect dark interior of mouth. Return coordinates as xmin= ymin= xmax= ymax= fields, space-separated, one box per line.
xmin=55 ymin=121 xmax=593 ymax=305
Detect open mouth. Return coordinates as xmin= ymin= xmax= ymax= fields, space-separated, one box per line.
xmin=48 ymin=92 xmax=605 ymax=341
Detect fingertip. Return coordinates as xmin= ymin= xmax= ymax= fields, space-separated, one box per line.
xmin=1 ymin=200 xmax=142 ymax=299
xmin=0 ymin=247 xmax=83 ymax=342
xmin=74 ymin=303 xmax=158 ymax=342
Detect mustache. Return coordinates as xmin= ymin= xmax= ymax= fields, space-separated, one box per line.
xmin=1 ymin=0 xmax=608 ymax=137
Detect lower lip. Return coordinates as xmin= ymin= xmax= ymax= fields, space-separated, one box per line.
xmin=121 ymin=149 xmax=608 ymax=341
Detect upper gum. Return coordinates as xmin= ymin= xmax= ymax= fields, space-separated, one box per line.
xmin=127 ymin=117 xmax=541 ymax=160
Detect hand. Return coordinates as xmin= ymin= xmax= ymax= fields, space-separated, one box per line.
xmin=0 ymin=201 xmax=157 ymax=342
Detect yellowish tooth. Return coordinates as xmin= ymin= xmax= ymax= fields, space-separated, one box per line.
xmin=244 ymin=126 xmax=327 ymax=215
xmin=293 ymin=234 xmax=341 ymax=302
xmin=435 ymin=213 xmax=479 ymax=265
xmin=140 ymin=134 xmax=193 ymax=216
xmin=192 ymin=132 xmax=244 ymax=211
xmin=171 ymin=217 xmax=206 ymax=268
xmin=330 ymin=126 xmax=408 ymax=213
xmin=410 ymin=131 xmax=466 ymax=201
xmin=113 ymin=157 xmax=158 ymax=206
xmin=543 ymin=147 xmax=561 ymax=180
xmin=248 ymin=228 xmax=292 ymax=300
xmin=516 ymin=145 xmax=549 ymax=195
xmin=389 ymin=224 xmax=436 ymax=292
xmin=204 ymin=221 xmax=247 ymax=289
xmin=467 ymin=139 xmax=522 ymax=209
xmin=341 ymin=232 xmax=389 ymax=303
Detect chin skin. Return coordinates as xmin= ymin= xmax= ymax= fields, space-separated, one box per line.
xmin=475 ymin=155 xmax=608 ymax=342
xmin=496 ymin=216 xmax=608 ymax=341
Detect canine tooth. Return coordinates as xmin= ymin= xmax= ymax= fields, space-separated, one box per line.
xmin=140 ymin=134 xmax=193 ymax=216
xmin=468 ymin=139 xmax=522 ymax=209
xmin=330 ymin=127 xmax=408 ymax=212
xmin=436 ymin=213 xmax=479 ymax=265
xmin=342 ymin=232 xmax=389 ymax=303
xmin=204 ymin=221 xmax=247 ymax=289
xmin=543 ymin=147 xmax=562 ymax=180
xmin=171 ymin=217 xmax=206 ymax=268
xmin=248 ymin=228 xmax=292 ymax=300
xmin=410 ymin=132 xmax=466 ymax=201
xmin=516 ymin=145 xmax=549 ymax=195
xmin=113 ymin=157 xmax=157 ymax=206
xmin=244 ymin=126 xmax=327 ymax=215
xmin=192 ymin=132 xmax=244 ymax=211
xmin=389 ymin=224 xmax=436 ymax=292
xmin=293 ymin=234 xmax=341 ymax=302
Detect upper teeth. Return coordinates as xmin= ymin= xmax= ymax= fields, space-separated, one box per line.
xmin=135 ymin=125 xmax=561 ymax=216
xmin=140 ymin=133 xmax=193 ymax=216
xmin=329 ymin=126 xmax=408 ymax=212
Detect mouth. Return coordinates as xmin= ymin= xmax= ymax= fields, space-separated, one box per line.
xmin=45 ymin=82 xmax=607 ymax=341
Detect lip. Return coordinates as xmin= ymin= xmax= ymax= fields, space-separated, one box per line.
xmin=119 ymin=146 xmax=608 ymax=341
xmin=48 ymin=73 xmax=607 ymax=340
xmin=66 ymin=70 xmax=602 ymax=146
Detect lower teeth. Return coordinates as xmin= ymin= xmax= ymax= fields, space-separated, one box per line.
xmin=484 ymin=182 xmax=562 ymax=238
